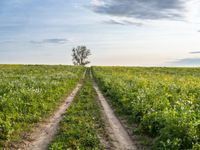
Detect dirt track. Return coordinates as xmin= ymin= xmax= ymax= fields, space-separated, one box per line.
xmin=18 ymin=71 xmax=86 ymax=150
xmin=19 ymin=70 xmax=137 ymax=150
xmin=91 ymin=72 xmax=137 ymax=150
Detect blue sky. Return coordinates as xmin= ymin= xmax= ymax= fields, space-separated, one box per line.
xmin=0 ymin=0 xmax=200 ymax=66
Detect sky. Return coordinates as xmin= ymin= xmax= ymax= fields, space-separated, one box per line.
xmin=0 ymin=0 xmax=200 ymax=66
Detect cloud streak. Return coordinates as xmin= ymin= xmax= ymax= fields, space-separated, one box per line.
xmin=30 ymin=38 xmax=69 ymax=44
xmin=169 ymin=58 xmax=200 ymax=66
xmin=103 ymin=19 xmax=143 ymax=26
xmin=189 ymin=51 xmax=200 ymax=54
xmin=91 ymin=0 xmax=186 ymax=20
xmin=0 ymin=40 xmax=14 ymax=44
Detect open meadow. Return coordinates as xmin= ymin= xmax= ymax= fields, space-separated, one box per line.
xmin=0 ymin=65 xmax=84 ymax=147
xmin=0 ymin=65 xmax=199 ymax=149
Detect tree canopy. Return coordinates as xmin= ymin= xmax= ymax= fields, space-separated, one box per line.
xmin=72 ymin=46 xmax=91 ymax=66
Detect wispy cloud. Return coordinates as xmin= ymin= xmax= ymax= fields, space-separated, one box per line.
xmin=30 ymin=38 xmax=69 ymax=44
xmin=169 ymin=58 xmax=200 ymax=66
xmin=91 ymin=0 xmax=186 ymax=20
xmin=103 ymin=19 xmax=143 ymax=26
xmin=189 ymin=51 xmax=200 ymax=54
xmin=0 ymin=40 xmax=14 ymax=44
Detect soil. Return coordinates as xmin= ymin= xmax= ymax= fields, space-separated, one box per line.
xmin=17 ymin=70 xmax=138 ymax=150
xmin=91 ymin=72 xmax=137 ymax=150
xmin=17 ymin=71 xmax=86 ymax=150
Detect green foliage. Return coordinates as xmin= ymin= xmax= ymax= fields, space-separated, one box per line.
xmin=49 ymin=71 xmax=104 ymax=150
xmin=72 ymin=46 xmax=91 ymax=66
xmin=0 ymin=65 xmax=84 ymax=147
xmin=92 ymin=66 xmax=200 ymax=150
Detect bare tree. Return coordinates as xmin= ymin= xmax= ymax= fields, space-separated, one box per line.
xmin=72 ymin=46 xmax=91 ymax=66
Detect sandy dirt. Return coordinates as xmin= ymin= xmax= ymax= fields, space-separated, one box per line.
xmin=91 ymin=72 xmax=137 ymax=150
xmin=18 ymin=71 xmax=86 ymax=150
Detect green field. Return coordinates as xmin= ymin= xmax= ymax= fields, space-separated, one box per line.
xmin=92 ymin=66 xmax=200 ymax=149
xmin=1 ymin=65 xmax=200 ymax=149
xmin=0 ymin=65 xmax=84 ymax=147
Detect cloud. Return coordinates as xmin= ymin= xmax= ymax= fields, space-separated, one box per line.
xmin=0 ymin=40 xmax=14 ymax=44
xmin=42 ymin=39 xmax=69 ymax=44
xmin=91 ymin=0 xmax=105 ymax=6
xmin=103 ymin=19 xmax=143 ymax=26
xmin=30 ymin=38 xmax=69 ymax=44
xmin=91 ymin=0 xmax=186 ymax=20
xmin=189 ymin=51 xmax=200 ymax=54
xmin=169 ymin=58 xmax=200 ymax=66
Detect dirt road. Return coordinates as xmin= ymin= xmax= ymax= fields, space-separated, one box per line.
xmin=91 ymin=72 xmax=137 ymax=150
xmin=19 ymin=70 xmax=137 ymax=150
xmin=18 ymin=71 xmax=86 ymax=150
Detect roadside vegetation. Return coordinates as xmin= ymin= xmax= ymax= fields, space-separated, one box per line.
xmin=49 ymin=71 xmax=106 ymax=150
xmin=92 ymin=66 xmax=200 ymax=150
xmin=0 ymin=65 xmax=84 ymax=148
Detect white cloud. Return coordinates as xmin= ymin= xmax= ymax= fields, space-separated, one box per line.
xmin=103 ymin=19 xmax=143 ymax=26
xmin=91 ymin=0 xmax=105 ymax=6
xmin=185 ymin=0 xmax=200 ymax=22
xmin=30 ymin=38 xmax=69 ymax=45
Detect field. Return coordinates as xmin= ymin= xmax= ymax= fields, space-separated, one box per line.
xmin=1 ymin=65 xmax=200 ymax=149
xmin=0 ymin=65 xmax=84 ymax=147
xmin=92 ymin=66 xmax=200 ymax=149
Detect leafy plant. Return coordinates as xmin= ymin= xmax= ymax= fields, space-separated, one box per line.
xmin=0 ymin=65 xmax=84 ymax=148
xmin=92 ymin=66 xmax=200 ymax=149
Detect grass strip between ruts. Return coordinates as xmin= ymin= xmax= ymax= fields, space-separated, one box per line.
xmin=49 ymin=71 xmax=105 ymax=150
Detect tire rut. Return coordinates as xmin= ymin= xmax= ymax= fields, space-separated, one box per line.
xmin=91 ymin=72 xmax=137 ymax=150
xmin=18 ymin=71 xmax=86 ymax=150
